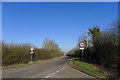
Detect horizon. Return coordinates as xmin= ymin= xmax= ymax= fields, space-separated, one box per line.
xmin=2 ymin=2 xmax=118 ymax=52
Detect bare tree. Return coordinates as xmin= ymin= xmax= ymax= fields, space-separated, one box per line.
xmin=42 ymin=39 xmax=60 ymax=51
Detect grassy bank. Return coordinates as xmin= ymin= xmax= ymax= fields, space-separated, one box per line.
xmin=1 ymin=56 xmax=63 ymax=70
xmin=68 ymin=58 xmax=106 ymax=78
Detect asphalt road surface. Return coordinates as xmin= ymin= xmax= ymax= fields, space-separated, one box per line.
xmin=2 ymin=56 xmax=99 ymax=80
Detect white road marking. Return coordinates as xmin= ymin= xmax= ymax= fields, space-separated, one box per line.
xmin=75 ymin=69 xmax=80 ymax=72
xmin=60 ymin=68 xmax=63 ymax=70
xmin=45 ymin=75 xmax=50 ymax=78
xmin=74 ymin=68 xmax=95 ymax=78
xmin=45 ymin=65 xmax=67 ymax=78
xmin=51 ymin=72 xmax=55 ymax=75
xmin=63 ymin=66 xmax=66 ymax=69
xmin=56 ymin=70 xmax=59 ymax=73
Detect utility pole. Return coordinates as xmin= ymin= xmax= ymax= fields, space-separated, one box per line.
xmin=86 ymin=30 xmax=88 ymax=47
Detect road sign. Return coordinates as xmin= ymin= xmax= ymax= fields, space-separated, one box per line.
xmin=79 ymin=42 xmax=85 ymax=47
xmin=30 ymin=46 xmax=34 ymax=52
xmin=80 ymin=47 xmax=84 ymax=50
xmin=31 ymin=52 xmax=34 ymax=54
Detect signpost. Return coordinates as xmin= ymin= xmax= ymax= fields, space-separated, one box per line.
xmin=79 ymin=42 xmax=85 ymax=61
xmin=30 ymin=46 xmax=34 ymax=62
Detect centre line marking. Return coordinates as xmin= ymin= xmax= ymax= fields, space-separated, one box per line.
xmin=45 ymin=65 xmax=67 ymax=78
xmin=60 ymin=68 xmax=63 ymax=70
xmin=56 ymin=70 xmax=59 ymax=72
xmin=51 ymin=72 xmax=55 ymax=75
xmin=45 ymin=75 xmax=50 ymax=78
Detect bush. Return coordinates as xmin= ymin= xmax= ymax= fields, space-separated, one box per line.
xmin=2 ymin=42 xmax=64 ymax=66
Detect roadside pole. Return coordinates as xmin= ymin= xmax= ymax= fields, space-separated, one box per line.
xmin=86 ymin=30 xmax=88 ymax=47
xmin=81 ymin=49 xmax=83 ymax=61
xmin=30 ymin=52 xmax=34 ymax=62
xmin=79 ymin=42 xmax=85 ymax=61
xmin=30 ymin=46 xmax=34 ymax=62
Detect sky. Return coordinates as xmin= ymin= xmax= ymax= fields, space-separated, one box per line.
xmin=2 ymin=2 xmax=118 ymax=52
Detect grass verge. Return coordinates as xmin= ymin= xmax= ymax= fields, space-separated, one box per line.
xmin=1 ymin=56 xmax=64 ymax=70
xmin=68 ymin=58 xmax=106 ymax=79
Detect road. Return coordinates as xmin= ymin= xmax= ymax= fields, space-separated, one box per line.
xmin=2 ymin=56 xmax=99 ymax=80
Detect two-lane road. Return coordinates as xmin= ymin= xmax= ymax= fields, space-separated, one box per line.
xmin=2 ymin=57 xmax=98 ymax=79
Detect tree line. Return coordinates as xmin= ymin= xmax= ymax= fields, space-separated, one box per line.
xmin=2 ymin=39 xmax=64 ymax=66
xmin=67 ymin=21 xmax=120 ymax=79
